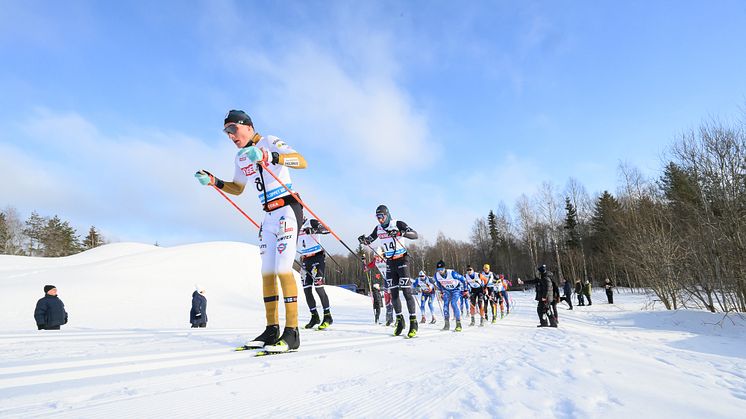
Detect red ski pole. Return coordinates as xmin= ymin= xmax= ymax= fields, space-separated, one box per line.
xmin=210 ymin=184 xmax=260 ymax=229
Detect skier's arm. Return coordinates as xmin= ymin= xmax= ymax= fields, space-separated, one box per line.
xmin=310 ymin=219 xmax=330 ymax=235
xmin=269 ymin=137 xmax=307 ymax=169
xmin=34 ymin=299 xmax=47 ymax=327
xmin=192 ymin=295 xmax=202 ymax=317
xmin=358 ymin=226 xmax=379 ymax=246
xmin=395 ymin=221 xmax=418 ymax=240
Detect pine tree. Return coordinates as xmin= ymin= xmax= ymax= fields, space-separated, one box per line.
xmin=564 ymin=197 xmax=581 ymax=248
xmin=487 ymin=210 xmax=500 ymax=268
xmin=83 ymin=226 xmax=103 ymax=249
xmin=589 ymin=191 xmax=621 ymax=252
xmin=41 ymin=215 xmax=81 ymax=257
xmin=23 ymin=211 xmax=47 ymax=256
xmin=0 ymin=212 xmax=8 ymax=254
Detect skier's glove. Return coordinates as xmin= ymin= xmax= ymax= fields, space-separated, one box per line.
xmin=239 ymin=146 xmax=278 ymax=165
xmin=358 ymin=235 xmax=372 ymax=245
xmin=194 ymin=170 xmax=215 ymax=186
xmin=37 ymin=324 xmax=45 ymax=330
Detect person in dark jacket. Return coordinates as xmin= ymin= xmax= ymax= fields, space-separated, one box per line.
xmin=522 ymin=265 xmax=558 ymax=327
xmin=561 ymin=279 xmax=573 ymax=310
xmin=604 ymin=278 xmax=614 ymax=304
xmin=575 ymin=280 xmax=585 ymax=306
xmin=190 ymin=285 xmax=208 ymax=328
xmin=372 ymin=283 xmax=382 ymax=323
xmin=34 ymin=285 xmax=68 ymax=330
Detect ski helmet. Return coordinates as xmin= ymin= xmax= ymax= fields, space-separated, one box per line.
xmin=436 ymin=260 xmax=446 ymax=271
xmin=538 ymin=265 xmax=547 ymax=274
xmin=375 ymin=204 xmax=391 ymax=227
xmin=418 ymin=270 xmax=426 ymax=277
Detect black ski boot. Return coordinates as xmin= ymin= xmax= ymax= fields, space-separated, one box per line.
xmin=441 ymin=319 xmax=450 ymax=331
xmin=243 ymin=325 xmax=280 ymax=349
xmin=407 ymin=315 xmax=418 ymax=338
xmin=304 ymin=312 xmax=320 ymax=329
xmin=265 ymin=327 xmax=300 ymax=353
xmin=430 ymin=316 xmax=437 ymax=324
xmin=469 ymin=316 xmax=475 ymax=327
xmin=318 ymin=311 xmax=333 ymax=330
xmin=479 ymin=316 xmax=485 ymax=327
xmin=393 ymin=315 xmax=405 ymax=336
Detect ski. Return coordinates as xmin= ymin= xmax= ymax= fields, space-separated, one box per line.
xmin=255 ymin=349 xmax=297 ymax=357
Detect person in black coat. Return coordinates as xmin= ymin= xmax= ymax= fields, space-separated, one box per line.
xmin=521 ymin=265 xmax=558 ymax=328
xmin=34 ymin=285 xmax=68 ymax=330
xmin=575 ymin=280 xmax=585 ymax=306
xmin=604 ymin=278 xmax=614 ymax=304
xmin=561 ymin=279 xmax=573 ymax=310
xmin=190 ymin=285 xmax=208 ymax=328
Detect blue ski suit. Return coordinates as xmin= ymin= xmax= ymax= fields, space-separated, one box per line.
xmin=414 ymin=275 xmax=436 ymax=316
xmin=434 ymin=269 xmax=467 ymax=321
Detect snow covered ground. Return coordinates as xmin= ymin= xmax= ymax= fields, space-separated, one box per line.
xmin=1 ymin=243 xmax=745 ymax=418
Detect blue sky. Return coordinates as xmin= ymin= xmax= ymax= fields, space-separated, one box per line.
xmin=2 ymin=0 xmax=746 ymax=252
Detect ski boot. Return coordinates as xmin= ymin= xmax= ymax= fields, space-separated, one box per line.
xmin=407 ymin=316 xmax=418 ymax=338
xmin=500 ymin=312 xmax=505 ymax=320
xmin=420 ymin=315 xmax=426 ymax=324
xmin=385 ymin=320 xmax=392 ymax=326
xmin=393 ymin=315 xmax=405 ymax=336
xmin=469 ymin=316 xmax=475 ymax=327
xmin=491 ymin=317 xmax=497 ymax=324
xmin=430 ymin=316 xmax=437 ymax=324
xmin=304 ymin=311 xmax=320 ymax=329
xmin=479 ymin=316 xmax=485 ymax=327
xmin=243 ymin=325 xmax=280 ymax=349
xmin=264 ymin=327 xmax=300 ymax=353
xmin=454 ymin=320 xmax=462 ymax=332
xmin=441 ymin=319 xmax=450 ymax=331
xmin=318 ymin=311 xmax=333 ymax=330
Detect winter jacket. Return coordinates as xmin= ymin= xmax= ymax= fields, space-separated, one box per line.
xmin=34 ymin=294 xmax=68 ymax=329
xmin=551 ymin=280 xmax=560 ymax=302
xmin=563 ymin=281 xmax=572 ymax=296
xmin=526 ymin=275 xmax=553 ymax=302
xmin=575 ymin=281 xmax=583 ymax=294
xmin=583 ymin=282 xmax=592 ymax=296
xmin=190 ymin=291 xmax=207 ymax=325
xmin=604 ymin=280 xmax=614 ymax=290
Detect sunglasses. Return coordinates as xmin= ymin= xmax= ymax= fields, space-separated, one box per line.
xmin=376 ymin=214 xmax=386 ymax=219
xmin=223 ymin=123 xmax=239 ymax=135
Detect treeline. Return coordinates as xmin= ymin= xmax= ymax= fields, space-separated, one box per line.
xmin=325 ymin=116 xmax=746 ymax=313
xmin=0 ymin=208 xmax=105 ymax=257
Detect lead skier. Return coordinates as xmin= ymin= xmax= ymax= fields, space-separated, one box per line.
xmin=196 ymin=109 xmax=306 ymax=353
xmin=358 ymin=205 xmax=419 ymax=337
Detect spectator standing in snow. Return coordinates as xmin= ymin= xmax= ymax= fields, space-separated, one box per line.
xmin=575 ymin=280 xmax=585 ymax=306
xmin=583 ymin=279 xmax=593 ymax=306
xmin=604 ymin=278 xmax=614 ymax=304
xmin=550 ymin=275 xmax=560 ymax=323
xmin=561 ymin=279 xmax=573 ymax=310
xmin=34 ymin=285 xmax=68 ymax=330
xmin=190 ymin=285 xmax=208 ymax=328
xmin=372 ymin=283 xmax=382 ymax=324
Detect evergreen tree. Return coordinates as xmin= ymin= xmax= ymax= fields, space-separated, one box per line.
xmin=589 ymin=191 xmax=621 ymax=253
xmin=564 ymin=197 xmax=581 ymax=248
xmin=487 ymin=210 xmax=500 ymax=267
xmin=83 ymin=226 xmax=103 ymax=249
xmin=41 ymin=215 xmax=81 ymax=257
xmin=23 ymin=211 xmax=47 ymax=256
xmin=0 ymin=212 xmax=8 ymax=254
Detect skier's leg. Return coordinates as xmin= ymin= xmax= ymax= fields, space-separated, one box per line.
xmin=260 ymin=220 xmax=280 ymax=327
xmin=452 ymin=291 xmax=461 ymax=321
xmin=275 ymin=207 xmax=299 ymax=330
xmin=397 ymin=259 xmax=416 ymax=315
xmin=312 ymin=256 xmax=331 ymax=314
xmin=387 ymin=262 xmax=402 ymax=316
xmin=302 ymin=259 xmax=317 ymax=314
xmin=427 ymin=294 xmax=435 ymax=316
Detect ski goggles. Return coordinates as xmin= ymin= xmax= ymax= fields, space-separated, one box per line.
xmin=223 ymin=123 xmax=239 ymax=134
xmin=376 ymin=213 xmax=386 ymax=220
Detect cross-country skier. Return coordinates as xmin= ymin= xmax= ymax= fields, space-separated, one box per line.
xmin=481 ymin=264 xmax=498 ymax=323
xmin=414 ymin=271 xmax=437 ymax=324
xmin=499 ymin=274 xmax=511 ymax=315
xmin=358 ymin=205 xmax=419 ymax=337
xmin=195 ymin=109 xmax=306 ymax=353
xmin=464 ymin=265 xmax=487 ymax=326
xmin=494 ymin=274 xmax=506 ymax=320
xmin=297 ymin=217 xmax=333 ymax=330
xmin=433 ymin=260 xmax=467 ymax=332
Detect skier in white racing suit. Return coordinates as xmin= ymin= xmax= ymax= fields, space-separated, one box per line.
xmin=195 ymin=109 xmax=306 ymax=353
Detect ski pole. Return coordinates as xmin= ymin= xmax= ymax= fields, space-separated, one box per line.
xmin=258 ymin=162 xmax=361 ymax=260
xmin=210 ymin=185 xmax=260 ymax=229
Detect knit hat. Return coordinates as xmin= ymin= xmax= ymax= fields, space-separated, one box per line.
xmin=44 ymin=285 xmax=56 ymax=293
xmin=224 ymin=109 xmax=253 ymax=126
xmin=436 ymin=260 xmax=446 ymax=270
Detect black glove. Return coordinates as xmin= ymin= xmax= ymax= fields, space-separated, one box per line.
xmin=37 ymin=324 xmax=45 ymax=330
xmin=358 ymin=235 xmax=371 ymax=245
xmin=386 ymin=228 xmax=401 ymax=237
